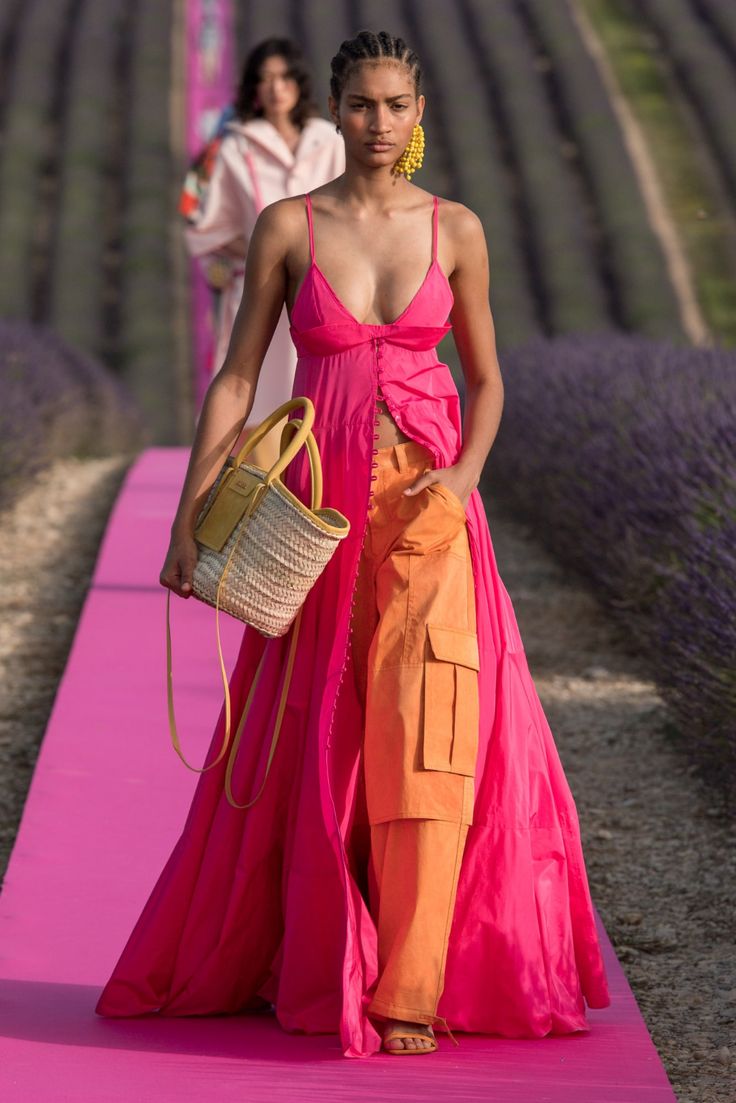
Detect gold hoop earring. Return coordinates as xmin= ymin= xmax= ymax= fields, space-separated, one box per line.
xmin=392 ymin=123 xmax=425 ymax=180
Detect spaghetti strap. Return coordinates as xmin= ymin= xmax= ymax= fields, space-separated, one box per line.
xmin=305 ymin=193 xmax=315 ymax=262
xmin=432 ymin=194 xmax=438 ymax=262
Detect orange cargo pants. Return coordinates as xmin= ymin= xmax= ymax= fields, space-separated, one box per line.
xmin=350 ymin=439 xmax=480 ymax=1027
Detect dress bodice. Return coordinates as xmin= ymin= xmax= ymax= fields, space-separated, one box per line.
xmin=289 ymin=192 xmax=454 ymax=356
xmin=284 ymin=191 xmax=462 ymax=485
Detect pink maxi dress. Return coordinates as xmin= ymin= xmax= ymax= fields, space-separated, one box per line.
xmin=95 ymin=191 xmax=611 ymax=1058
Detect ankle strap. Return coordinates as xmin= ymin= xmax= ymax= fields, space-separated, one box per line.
xmin=431 ymin=1013 xmax=459 ymax=1047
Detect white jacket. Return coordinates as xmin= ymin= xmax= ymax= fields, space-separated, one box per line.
xmin=185 ymin=116 xmax=345 ymax=422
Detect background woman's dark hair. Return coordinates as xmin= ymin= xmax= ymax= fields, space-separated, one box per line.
xmin=329 ymin=29 xmax=422 ymax=105
xmin=235 ymin=38 xmax=319 ymax=127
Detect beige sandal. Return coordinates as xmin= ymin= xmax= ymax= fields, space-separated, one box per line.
xmin=382 ymin=1023 xmax=438 ymax=1055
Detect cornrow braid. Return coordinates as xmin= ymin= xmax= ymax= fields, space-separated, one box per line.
xmin=329 ymin=29 xmax=422 ymax=104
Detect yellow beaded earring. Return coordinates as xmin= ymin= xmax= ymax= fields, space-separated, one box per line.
xmin=392 ymin=122 xmax=425 ymax=180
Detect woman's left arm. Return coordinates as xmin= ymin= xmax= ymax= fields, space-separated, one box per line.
xmin=184 ymin=140 xmax=251 ymax=260
xmin=404 ymin=205 xmax=503 ymax=507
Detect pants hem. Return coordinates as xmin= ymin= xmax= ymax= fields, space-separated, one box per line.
xmin=367 ymin=998 xmax=438 ymax=1025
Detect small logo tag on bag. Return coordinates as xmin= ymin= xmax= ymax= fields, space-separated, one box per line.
xmin=195 ymin=469 xmax=265 ymax=551
xmin=230 ymin=471 xmax=262 ymax=496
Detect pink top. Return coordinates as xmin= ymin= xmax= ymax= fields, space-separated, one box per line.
xmin=95 ymin=189 xmax=611 ymax=1059
xmin=290 ymin=191 xmax=455 ymax=352
xmin=288 ymin=191 xmax=461 ymax=497
xmin=296 ymin=191 xmax=446 ymax=326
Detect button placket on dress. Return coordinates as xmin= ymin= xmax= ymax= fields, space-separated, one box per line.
xmin=353 ymin=337 xmax=385 ymax=638
xmin=370 ymin=334 xmax=385 ymax=491
xmin=372 ymin=333 xmax=408 ymax=454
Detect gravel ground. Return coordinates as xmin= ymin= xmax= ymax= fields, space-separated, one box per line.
xmin=0 ymin=458 xmax=733 ymax=1102
xmin=485 ymin=498 xmax=735 ymax=1103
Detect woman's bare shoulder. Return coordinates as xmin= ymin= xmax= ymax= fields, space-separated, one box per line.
xmin=297 ymin=180 xmax=345 ymax=205
xmin=434 ymin=196 xmax=487 ymax=275
xmin=255 ymin=193 xmax=309 ymax=224
xmin=436 ymin=196 xmax=484 ymax=242
xmin=249 ymin=194 xmax=311 ymax=249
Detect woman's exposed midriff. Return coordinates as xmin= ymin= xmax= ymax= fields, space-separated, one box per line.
xmin=374 ymin=389 xmax=411 ymax=447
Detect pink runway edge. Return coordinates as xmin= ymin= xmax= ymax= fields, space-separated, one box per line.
xmin=0 ymin=449 xmax=677 ymax=1102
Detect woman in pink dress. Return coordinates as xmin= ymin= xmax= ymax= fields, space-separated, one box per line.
xmin=96 ymin=29 xmax=611 ymax=1057
xmin=186 ymin=37 xmax=345 ymax=467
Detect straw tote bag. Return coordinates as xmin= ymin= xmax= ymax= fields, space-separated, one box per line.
xmin=165 ymin=397 xmax=350 ymax=809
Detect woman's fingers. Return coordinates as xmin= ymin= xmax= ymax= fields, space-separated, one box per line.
xmin=403 ymin=473 xmax=433 ymax=496
xmin=160 ymin=537 xmax=198 ymax=598
xmin=160 ymin=566 xmax=190 ymax=598
xmin=403 ymin=466 xmax=471 ymax=506
xmin=402 ymin=466 xmax=435 ymax=496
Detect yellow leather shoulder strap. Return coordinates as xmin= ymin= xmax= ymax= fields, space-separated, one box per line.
xmin=164 ymin=398 xmax=323 ymax=810
xmin=166 ymin=590 xmax=302 ymax=809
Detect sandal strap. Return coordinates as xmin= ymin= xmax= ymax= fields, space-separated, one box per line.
xmin=430 ymin=1013 xmax=460 ymax=1047
xmin=384 ymin=1025 xmax=435 ymax=1041
xmin=384 ymin=1027 xmax=434 ymax=1036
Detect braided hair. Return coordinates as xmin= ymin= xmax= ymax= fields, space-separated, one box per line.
xmin=329 ymin=29 xmax=422 ymax=105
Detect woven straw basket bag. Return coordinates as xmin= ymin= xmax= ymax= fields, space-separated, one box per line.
xmin=166 ymin=397 xmax=350 ymax=809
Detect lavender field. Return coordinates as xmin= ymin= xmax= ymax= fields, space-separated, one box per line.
xmin=0 ymin=5 xmax=735 ymax=1099
xmin=0 ymin=321 xmax=144 ymax=512
xmin=0 ymin=0 xmax=181 ymax=442
xmin=0 ymin=2 xmax=735 ymax=777
xmin=486 ymin=333 xmax=736 ymax=793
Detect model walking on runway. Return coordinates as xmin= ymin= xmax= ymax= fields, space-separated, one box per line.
xmin=96 ymin=28 xmax=611 ymax=1058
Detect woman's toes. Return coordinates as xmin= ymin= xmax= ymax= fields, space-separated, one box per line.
xmin=383 ymin=1019 xmax=435 ymax=1051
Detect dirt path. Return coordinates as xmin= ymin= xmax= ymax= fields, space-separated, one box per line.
xmin=487 ymin=498 xmax=734 ymax=1103
xmin=0 ymin=460 xmax=733 ymax=1101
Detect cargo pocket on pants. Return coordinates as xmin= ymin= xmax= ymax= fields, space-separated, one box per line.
xmin=422 ymin=624 xmax=480 ymax=777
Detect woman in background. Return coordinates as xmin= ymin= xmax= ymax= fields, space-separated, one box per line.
xmin=185 ymin=37 xmax=345 ymax=467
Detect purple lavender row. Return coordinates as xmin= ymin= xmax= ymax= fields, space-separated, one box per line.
xmin=0 ymin=320 xmax=144 ymax=512
xmin=51 ymin=0 xmax=127 ymax=360
xmin=695 ymin=0 xmax=736 ymax=65
xmin=639 ymin=0 xmax=736 ymax=210
xmin=463 ymin=0 xmax=611 ymax=336
xmin=0 ymin=1 xmax=73 ymax=318
xmin=521 ymin=0 xmax=684 ymax=340
xmin=486 ymin=332 xmax=736 ymax=796
xmin=380 ymin=0 xmax=541 ymax=348
xmin=120 ymin=1 xmax=180 ymax=442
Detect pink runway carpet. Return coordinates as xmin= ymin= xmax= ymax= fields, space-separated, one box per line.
xmin=0 ymin=449 xmax=677 ymax=1101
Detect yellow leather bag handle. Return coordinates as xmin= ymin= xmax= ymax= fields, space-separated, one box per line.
xmin=165 ymin=400 xmax=324 ymax=809
xmin=232 ymin=396 xmax=321 ymax=499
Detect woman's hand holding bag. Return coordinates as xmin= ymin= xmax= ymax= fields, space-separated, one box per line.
xmin=163 ymin=397 xmax=350 ymax=809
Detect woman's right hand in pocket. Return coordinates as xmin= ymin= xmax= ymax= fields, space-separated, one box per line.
xmin=160 ymin=530 xmax=198 ymax=598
